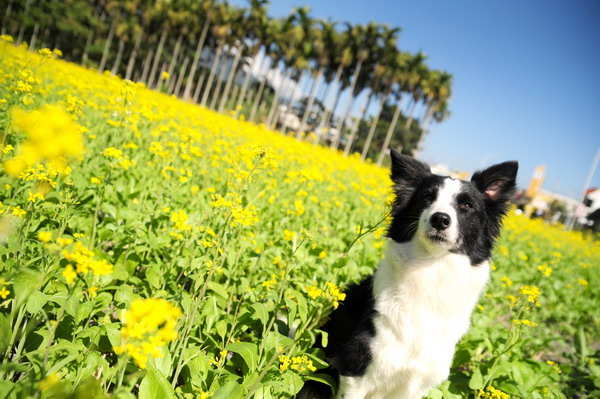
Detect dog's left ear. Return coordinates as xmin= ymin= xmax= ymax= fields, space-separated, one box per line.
xmin=471 ymin=161 xmax=519 ymax=205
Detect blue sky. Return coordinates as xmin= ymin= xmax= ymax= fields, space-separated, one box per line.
xmin=231 ymin=0 xmax=600 ymax=198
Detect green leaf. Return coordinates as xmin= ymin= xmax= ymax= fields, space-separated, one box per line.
xmin=468 ymin=367 xmax=484 ymax=390
xmin=251 ymin=302 xmax=268 ymax=328
xmin=0 ymin=379 xmax=16 ymax=399
xmin=226 ymin=342 xmax=258 ymax=372
xmin=104 ymin=323 xmax=121 ymax=348
xmin=26 ymin=290 xmax=48 ymax=314
xmin=145 ymin=265 xmax=161 ymax=289
xmin=13 ymin=269 xmax=43 ymax=308
xmin=138 ymin=364 xmax=176 ymax=399
xmin=0 ymin=314 xmax=11 ymax=354
xmin=212 ymin=381 xmax=244 ymax=399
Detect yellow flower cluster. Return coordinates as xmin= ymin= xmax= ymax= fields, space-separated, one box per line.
xmin=512 ymin=319 xmax=538 ymax=328
xmin=0 ymin=278 xmax=10 ymax=299
xmin=113 ymin=298 xmax=182 ymax=369
xmin=479 ymin=386 xmax=510 ymax=399
xmin=278 ymin=354 xmax=316 ymax=373
xmin=519 ymin=285 xmax=541 ymax=306
xmin=305 ymin=281 xmax=346 ymax=309
xmin=170 ymin=209 xmax=192 ymax=239
xmin=61 ymin=241 xmax=113 ymax=285
xmin=4 ymin=105 xmax=84 ymax=176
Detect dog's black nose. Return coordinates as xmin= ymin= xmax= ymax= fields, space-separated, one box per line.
xmin=431 ymin=212 xmax=451 ymax=230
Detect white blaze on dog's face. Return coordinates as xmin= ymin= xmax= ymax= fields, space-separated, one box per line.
xmin=417 ymin=177 xmax=462 ymax=250
xmin=387 ymin=150 xmax=518 ymax=265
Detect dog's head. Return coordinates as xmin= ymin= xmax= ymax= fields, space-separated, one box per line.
xmin=387 ymin=149 xmax=518 ymax=265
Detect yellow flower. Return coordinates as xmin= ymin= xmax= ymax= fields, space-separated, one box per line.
xmin=5 ymin=105 xmax=84 ymax=177
xmin=160 ymin=71 xmax=170 ymax=80
xmin=11 ymin=206 xmax=26 ymax=217
xmin=519 ymin=285 xmax=541 ymax=305
xmin=305 ymin=284 xmax=323 ymax=300
xmin=113 ymin=298 xmax=181 ymax=369
xmin=62 ymin=264 xmax=77 ymax=285
xmin=39 ymin=373 xmax=60 ymax=391
xmin=479 ymin=386 xmax=510 ymax=399
xmin=577 ymin=278 xmax=589 ymax=288
xmin=0 ymin=286 xmax=10 ymax=299
xmin=56 ymin=237 xmax=73 ymax=246
xmin=37 ymin=231 xmax=52 ymax=243
xmin=102 ymin=147 xmax=123 ymax=160
xmin=283 ymin=229 xmax=296 ymax=242
xmin=28 ymin=190 xmax=44 ymax=202
xmin=90 ymin=177 xmax=101 ymax=184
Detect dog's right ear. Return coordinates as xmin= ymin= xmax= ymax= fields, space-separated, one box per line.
xmin=390 ymin=149 xmax=431 ymax=188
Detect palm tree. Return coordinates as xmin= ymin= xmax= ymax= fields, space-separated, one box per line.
xmin=233 ymin=0 xmax=269 ymax=118
xmin=182 ymin=0 xmax=214 ymax=101
xmin=332 ymin=22 xmax=378 ymax=150
xmin=315 ymin=26 xmax=351 ymax=145
xmin=412 ymin=71 xmax=452 ymax=157
xmin=200 ymin=2 xmax=232 ymax=106
xmin=401 ymin=52 xmax=428 ymax=133
xmin=297 ymin=18 xmax=333 ymax=138
xmin=360 ymin=47 xmax=404 ymax=160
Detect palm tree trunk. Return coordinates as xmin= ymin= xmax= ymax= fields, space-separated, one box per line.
xmin=315 ymin=65 xmax=342 ymax=145
xmin=234 ymin=47 xmax=262 ymax=118
xmin=173 ymin=55 xmax=190 ymax=97
xmin=168 ymin=73 xmax=177 ymax=94
xmin=28 ymin=23 xmax=39 ymax=50
xmin=280 ymin=69 xmax=305 ymax=133
xmin=218 ymin=44 xmax=242 ymax=113
xmin=166 ymin=33 xmax=183 ymax=89
xmin=377 ymin=96 xmax=404 ymax=166
xmin=15 ymin=0 xmax=32 ymax=45
xmin=183 ymin=19 xmax=210 ymax=100
xmin=81 ymin=29 xmax=94 ymax=65
xmin=297 ymin=66 xmax=324 ymax=139
xmin=201 ymin=42 xmax=224 ymax=107
xmin=1 ymin=0 xmax=14 ymax=36
xmin=140 ymin=48 xmax=154 ymax=84
xmin=332 ymin=59 xmax=363 ymax=148
xmin=148 ymin=28 xmax=168 ymax=89
xmin=404 ymin=97 xmax=419 ymax=131
xmin=125 ymin=30 xmax=144 ymax=81
xmin=344 ymin=91 xmax=373 ymax=156
xmin=193 ymin=69 xmax=207 ymax=103
xmin=249 ymin=58 xmax=272 ymax=122
xmin=266 ymin=65 xmax=289 ymax=128
xmin=110 ymin=37 xmax=125 ymax=76
xmin=412 ymin=102 xmax=435 ymax=158
xmin=361 ymin=88 xmax=391 ymax=160
xmin=209 ymin=49 xmax=229 ymax=110
xmin=98 ymin=17 xmax=116 ymax=72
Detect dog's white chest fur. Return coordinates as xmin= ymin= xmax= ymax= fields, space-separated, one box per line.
xmin=339 ymin=242 xmax=489 ymax=399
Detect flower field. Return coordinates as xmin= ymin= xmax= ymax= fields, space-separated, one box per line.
xmin=0 ymin=40 xmax=599 ymax=399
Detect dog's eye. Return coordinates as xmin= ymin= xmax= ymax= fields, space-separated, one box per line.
xmin=459 ymin=201 xmax=473 ymax=210
xmin=422 ymin=192 xmax=435 ymax=202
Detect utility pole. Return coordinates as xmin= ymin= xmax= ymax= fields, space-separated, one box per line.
xmin=567 ymin=146 xmax=600 ymax=230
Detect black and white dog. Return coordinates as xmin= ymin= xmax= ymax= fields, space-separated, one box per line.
xmin=302 ymin=150 xmax=518 ymax=399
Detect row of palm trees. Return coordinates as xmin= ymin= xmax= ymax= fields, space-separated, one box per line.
xmin=2 ymin=0 xmax=452 ymax=162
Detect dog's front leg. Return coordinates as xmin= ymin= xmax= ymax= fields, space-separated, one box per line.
xmin=337 ymin=376 xmax=371 ymax=399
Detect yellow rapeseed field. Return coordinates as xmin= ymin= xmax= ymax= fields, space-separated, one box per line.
xmin=0 ymin=39 xmax=598 ymax=398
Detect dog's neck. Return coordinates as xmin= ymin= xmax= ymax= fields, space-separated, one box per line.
xmin=372 ymin=239 xmax=490 ymax=319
